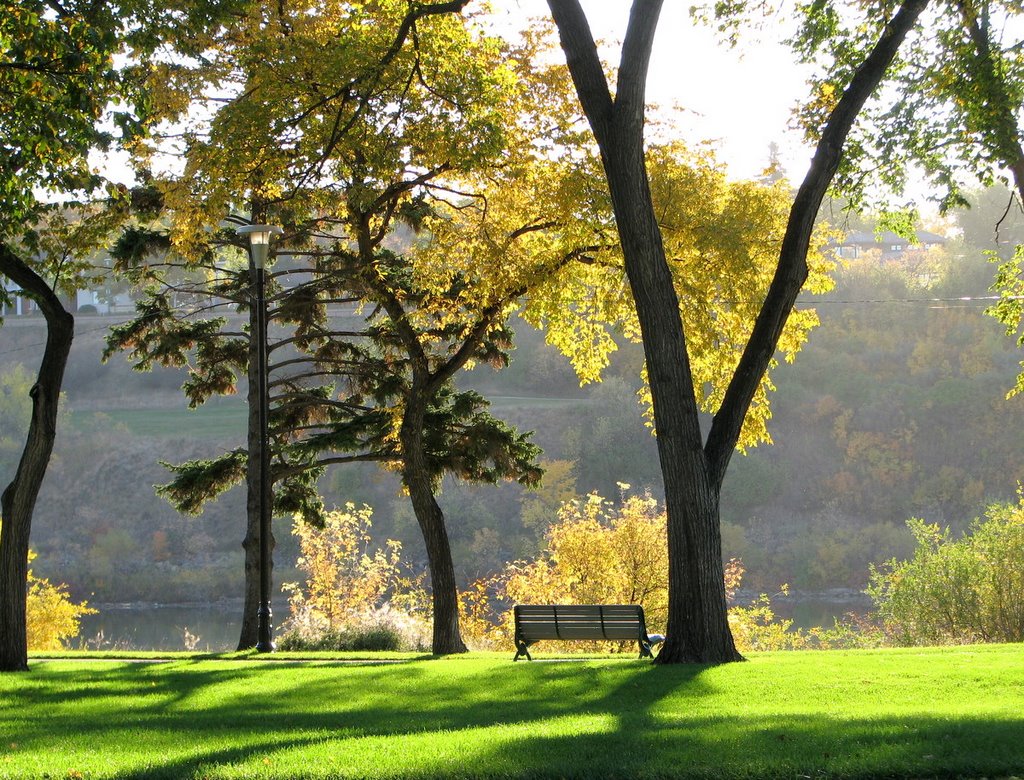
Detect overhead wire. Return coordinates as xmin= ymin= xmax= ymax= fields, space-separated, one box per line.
xmin=0 ymin=294 xmax=1019 ymax=360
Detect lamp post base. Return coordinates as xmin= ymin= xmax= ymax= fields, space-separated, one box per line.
xmin=256 ymin=604 xmax=274 ymax=653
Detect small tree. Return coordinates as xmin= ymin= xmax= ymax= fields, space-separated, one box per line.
xmin=281 ymin=504 xmax=408 ymax=636
xmin=868 ymin=498 xmax=1024 ymax=645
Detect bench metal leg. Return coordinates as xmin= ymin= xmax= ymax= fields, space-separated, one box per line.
xmin=513 ymin=640 xmax=532 ymax=661
xmin=638 ymin=640 xmax=654 ymax=659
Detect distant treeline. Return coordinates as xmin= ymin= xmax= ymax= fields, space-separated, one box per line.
xmin=6 ymin=201 xmax=1024 ymax=602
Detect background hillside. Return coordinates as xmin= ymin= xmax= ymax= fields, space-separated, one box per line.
xmin=5 ymin=192 xmax=1024 ymax=607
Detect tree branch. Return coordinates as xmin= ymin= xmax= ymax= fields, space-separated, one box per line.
xmin=705 ymin=0 xmax=930 ymax=489
xmin=616 ymin=1 xmax=664 ymax=119
xmin=273 ymin=453 xmax=395 ymax=480
xmin=547 ymin=0 xmax=615 ymax=146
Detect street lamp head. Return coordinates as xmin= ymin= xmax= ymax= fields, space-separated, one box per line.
xmin=235 ymin=224 xmax=284 ymax=269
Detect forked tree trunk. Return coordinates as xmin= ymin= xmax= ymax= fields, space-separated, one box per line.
xmin=0 ymin=245 xmax=74 ymax=672
xmin=601 ymin=86 xmax=742 ymax=665
xmin=548 ymin=0 xmax=928 ymax=663
xmin=400 ymin=401 xmax=467 ymax=655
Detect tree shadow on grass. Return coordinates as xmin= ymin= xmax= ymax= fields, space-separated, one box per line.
xmin=5 ymin=658 xmax=1024 ymax=778
xmin=466 ymin=661 xmax=1024 ymax=779
xmin=469 ymin=711 xmax=1024 ymax=779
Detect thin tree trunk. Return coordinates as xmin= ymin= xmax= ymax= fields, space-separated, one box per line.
xmin=0 ymin=244 xmax=74 ymax=672
xmin=400 ymin=400 xmax=467 ymax=655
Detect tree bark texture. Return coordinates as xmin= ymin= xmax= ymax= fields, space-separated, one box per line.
xmin=400 ymin=399 xmax=467 ymax=655
xmin=604 ymin=84 xmax=742 ymax=667
xmin=0 ymin=244 xmax=74 ymax=672
xmin=548 ymin=0 xmax=927 ymax=664
xmin=548 ymin=0 xmax=739 ymax=664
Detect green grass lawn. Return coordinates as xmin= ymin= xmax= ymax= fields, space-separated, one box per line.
xmin=4 ymin=646 xmax=1024 ymax=779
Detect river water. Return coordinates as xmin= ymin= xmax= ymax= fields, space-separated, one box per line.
xmin=75 ymin=595 xmax=873 ymax=652
xmin=78 ymin=604 xmax=244 ymax=652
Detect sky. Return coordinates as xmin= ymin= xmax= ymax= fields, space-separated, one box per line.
xmin=95 ymin=2 xmax=814 ymax=187
xmin=499 ymin=1 xmax=814 ymax=180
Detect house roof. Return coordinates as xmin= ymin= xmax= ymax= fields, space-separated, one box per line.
xmin=840 ymin=230 xmax=948 ymax=247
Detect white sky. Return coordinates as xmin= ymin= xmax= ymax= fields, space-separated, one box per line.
xmin=96 ymin=2 xmax=813 ymax=186
xmin=499 ymin=0 xmax=813 ymax=180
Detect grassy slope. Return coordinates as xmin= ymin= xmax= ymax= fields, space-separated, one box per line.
xmin=72 ymin=397 xmax=585 ymax=439
xmin=3 ymin=646 xmax=1024 ymax=779
xmin=73 ymin=404 xmax=249 ymax=438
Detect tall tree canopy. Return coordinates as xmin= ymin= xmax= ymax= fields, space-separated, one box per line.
xmin=117 ymin=0 xmax=842 ymax=655
xmin=765 ymin=0 xmax=1024 ymax=427
xmin=774 ymin=0 xmax=1024 ymax=212
xmin=116 ymin=0 xmax=589 ymax=654
xmin=0 ymin=0 xmax=245 ymax=671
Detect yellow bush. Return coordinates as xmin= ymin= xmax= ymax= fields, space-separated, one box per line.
xmin=459 ymin=493 xmax=816 ymax=654
xmin=461 ymin=490 xmax=667 ymax=652
xmin=26 ymin=552 xmax=95 ymax=650
xmin=282 ymin=504 xmax=428 ymax=644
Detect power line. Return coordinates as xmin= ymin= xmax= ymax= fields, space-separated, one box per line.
xmin=816 ymin=294 xmax=998 ymax=303
xmin=0 ymin=319 xmax=134 ymax=359
xmin=0 ymin=294 xmax=1018 ymax=360
xmin=810 ymin=293 xmax=1013 ymax=308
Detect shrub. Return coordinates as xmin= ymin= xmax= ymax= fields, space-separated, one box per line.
xmin=728 ymin=562 xmax=884 ymax=651
xmin=806 ymin=613 xmax=887 ymax=650
xmin=280 ymin=503 xmax=430 ymax=649
xmin=459 ymin=490 xmax=817 ymax=654
xmin=868 ymin=496 xmax=1024 ymax=645
xmin=25 ymin=551 xmax=96 ymax=650
xmin=457 ymin=490 xmax=668 ymax=652
xmin=282 ymin=504 xmax=403 ymax=630
xmin=276 ymin=622 xmax=405 ymax=652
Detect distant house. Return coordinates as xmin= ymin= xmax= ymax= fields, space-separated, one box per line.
xmin=834 ymin=230 xmax=948 ymax=260
xmin=2 ymin=258 xmax=134 ymax=318
xmin=1 ymin=279 xmax=40 ymax=317
xmin=74 ymin=286 xmax=135 ymax=315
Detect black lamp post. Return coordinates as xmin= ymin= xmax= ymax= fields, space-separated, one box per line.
xmin=236 ymin=223 xmax=283 ymax=653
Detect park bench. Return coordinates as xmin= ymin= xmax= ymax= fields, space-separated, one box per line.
xmin=512 ymin=604 xmax=664 ymax=661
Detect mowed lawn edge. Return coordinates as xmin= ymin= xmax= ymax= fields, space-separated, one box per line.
xmin=3 ymin=645 xmax=1023 ymax=779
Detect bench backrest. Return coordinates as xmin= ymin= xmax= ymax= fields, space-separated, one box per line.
xmin=514 ymin=604 xmax=648 ymax=642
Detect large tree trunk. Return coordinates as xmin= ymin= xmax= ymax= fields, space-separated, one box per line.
xmin=0 ymin=244 xmax=74 ymax=672
xmin=548 ymin=0 xmax=928 ymax=663
xmin=549 ymin=0 xmax=740 ymax=664
xmin=400 ymin=400 xmax=467 ymax=655
xmin=603 ymin=94 xmax=742 ymax=666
